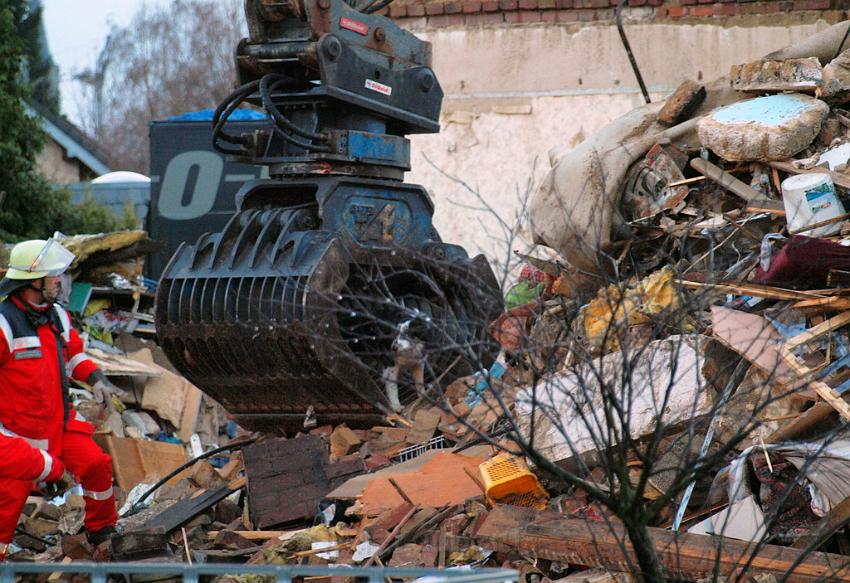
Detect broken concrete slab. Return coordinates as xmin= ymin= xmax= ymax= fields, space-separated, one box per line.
xmin=819 ymin=50 xmax=850 ymax=103
xmin=330 ymin=425 xmax=362 ymax=460
xmin=658 ymin=80 xmax=706 ymax=126
xmin=111 ymin=527 xmax=170 ymax=561
xmin=189 ymin=461 xmax=227 ymax=491
xmin=22 ymin=517 xmax=60 ymax=538
xmin=406 ymin=408 xmax=442 ymax=445
xmin=730 ymin=58 xmax=822 ymax=93
xmin=698 ymin=93 xmax=829 ymax=162
xmin=389 ymin=543 xmax=435 ymax=567
xmin=515 ymin=335 xmax=712 ymax=465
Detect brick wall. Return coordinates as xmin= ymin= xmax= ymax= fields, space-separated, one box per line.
xmin=387 ymin=0 xmax=850 ymax=28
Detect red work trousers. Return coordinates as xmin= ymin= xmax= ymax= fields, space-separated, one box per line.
xmin=0 ymin=430 xmax=117 ymax=543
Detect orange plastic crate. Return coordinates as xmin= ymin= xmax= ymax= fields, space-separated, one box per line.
xmin=479 ymin=453 xmax=548 ymax=510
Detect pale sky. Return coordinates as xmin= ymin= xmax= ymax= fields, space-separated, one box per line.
xmin=42 ymin=0 xmax=167 ymax=125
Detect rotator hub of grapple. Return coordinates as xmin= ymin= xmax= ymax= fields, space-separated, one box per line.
xmin=155 ymin=0 xmax=503 ymax=432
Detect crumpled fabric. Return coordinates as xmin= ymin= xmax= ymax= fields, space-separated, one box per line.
xmin=750 ymin=451 xmax=818 ymax=540
xmin=756 ymin=235 xmax=850 ymax=289
xmin=727 ymin=438 xmax=850 ymax=539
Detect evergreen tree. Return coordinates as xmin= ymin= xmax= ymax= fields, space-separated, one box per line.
xmin=0 ymin=1 xmax=118 ymax=241
xmin=16 ymin=0 xmax=60 ymax=114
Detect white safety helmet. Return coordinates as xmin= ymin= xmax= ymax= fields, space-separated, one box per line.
xmin=0 ymin=238 xmax=75 ymax=296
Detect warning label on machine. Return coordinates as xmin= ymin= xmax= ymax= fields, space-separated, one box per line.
xmin=365 ymin=79 xmax=392 ymax=96
xmin=339 ymin=17 xmax=369 ymax=35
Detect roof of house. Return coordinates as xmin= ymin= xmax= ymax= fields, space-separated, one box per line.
xmin=25 ymin=102 xmax=111 ymax=176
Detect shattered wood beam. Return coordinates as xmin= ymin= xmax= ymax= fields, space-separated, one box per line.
xmin=776 ymin=311 xmax=850 ymax=420
xmin=784 ymin=311 xmax=850 ymax=352
xmin=768 ymin=160 xmax=850 ymax=190
xmin=206 ymin=530 xmax=304 ymax=541
xmin=789 ymin=212 xmax=850 ymax=236
xmin=689 ymin=158 xmax=770 ymax=203
xmin=677 ymin=280 xmax=825 ymax=301
xmin=476 ymin=505 xmax=850 ymax=582
xmin=746 ymin=199 xmax=785 ymax=214
xmin=764 ymin=402 xmax=835 ymax=444
xmin=778 ymin=346 xmax=850 ymax=421
xmin=792 ymin=296 xmax=850 ymax=312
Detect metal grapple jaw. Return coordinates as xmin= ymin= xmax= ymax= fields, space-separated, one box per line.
xmin=155 ymin=0 xmax=503 ymax=432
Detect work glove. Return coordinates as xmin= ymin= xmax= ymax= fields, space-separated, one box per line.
xmin=39 ymin=470 xmax=75 ymax=499
xmin=43 ymin=451 xmax=66 ymax=482
xmin=92 ymin=377 xmax=130 ymax=405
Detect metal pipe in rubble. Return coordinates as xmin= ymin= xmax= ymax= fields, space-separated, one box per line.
xmin=616 ymin=0 xmax=651 ymax=105
xmin=123 ymin=436 xmax=258 ymax=517
xmin=671 ymin=358 xmax=750 ymax=531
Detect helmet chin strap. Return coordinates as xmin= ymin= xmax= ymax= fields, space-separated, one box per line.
xmin=25 ymin=278 xmax=51 ymax=305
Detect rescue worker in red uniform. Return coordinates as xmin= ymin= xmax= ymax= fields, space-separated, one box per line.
xmin=0 ymin=434 xmax=67 ymax=483
xmin=0 ymin=239 xmax=122 ymax=561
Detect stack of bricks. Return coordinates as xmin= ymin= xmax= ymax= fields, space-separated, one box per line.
xmin=384 ymin=0 xmax=850 ymax=28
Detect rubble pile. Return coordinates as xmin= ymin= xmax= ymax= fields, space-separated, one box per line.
xmin=17 ymin=21 xmax=850 ymax=583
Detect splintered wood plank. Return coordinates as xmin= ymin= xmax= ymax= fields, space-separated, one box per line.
xmin=764 ymin=402 xmax=835 ymax=444
xmin=243 ymin=436 xmax=329 ymax=529
xmin=680 ymin=280 xmax=824 ymax=301
xmin=784 ymin=311 xmax=850 ymax=351
xmin=769 ymin=160 xmax=850 ymax=190
xmin=477 ymin=505 xmax=850 ymax=582
xmin=779 ymin=346 xmax=850 ymax=421
xmin=792 ymin=297 xmax=850 ymax=313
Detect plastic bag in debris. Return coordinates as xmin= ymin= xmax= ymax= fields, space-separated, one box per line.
xmin=465 ymin=360 xmax=506 ymax=407
xmin=414 ymin=566 xmax=475 ymax=583
xmin=448 ymin=545 xmax=493 ymax=567
xmin=119 ymin=482 xmax=156 ymax=516
xmin=504 ymin=281 xmax=544 ymax=310
xmin=264 ymin=524 xmax=335 ymax=565
xmin=352 ymin=541 xmax=381 ymax=563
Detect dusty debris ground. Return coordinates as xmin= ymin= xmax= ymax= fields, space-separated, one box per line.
xmin=18 ymin=18 xmax=850 ymax=583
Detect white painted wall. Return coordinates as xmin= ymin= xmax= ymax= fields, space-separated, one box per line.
xmin=401 ymin=18 xmax=834 ymax=265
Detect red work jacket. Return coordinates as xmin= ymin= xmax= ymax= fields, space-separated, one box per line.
xmin=0 ymin=434 xmax=61 ymax=482
xmin=0 ymin=295 xmax=97 ymax=456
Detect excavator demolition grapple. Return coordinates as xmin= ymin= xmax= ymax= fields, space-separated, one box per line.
xmin=155 ymin=0 xmax=503 ymax=432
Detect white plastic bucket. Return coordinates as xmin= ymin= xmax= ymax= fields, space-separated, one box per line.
xmin=781 ymin=173 xmax=846 ymax=237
